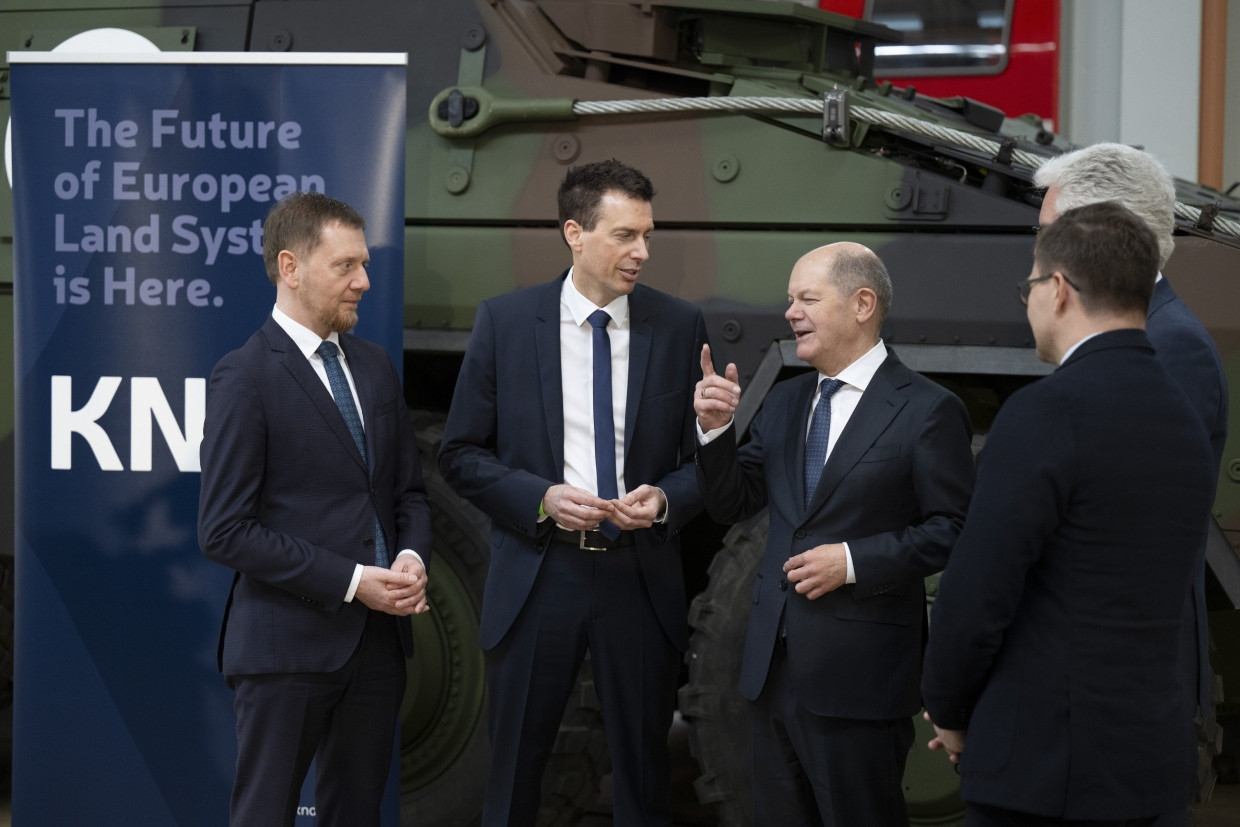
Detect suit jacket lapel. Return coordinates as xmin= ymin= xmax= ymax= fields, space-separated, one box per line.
xmin=806 ymin=354 xmax=908 ymax=512
xmin=624 ymin=292 xmax=651 ymax=467
xmin=535 ymin=277 xmax=566 ymax=476
xmin=783 ymin=373 xmax=818 ymax=512
xmin=338 ymin=336 xmax=375 ymax=475
xmin=265 ymin=318 xmax=368 ymax=474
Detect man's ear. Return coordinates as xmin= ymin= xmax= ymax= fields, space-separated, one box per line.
xmin=854 ymin=287 xmax=878 ymax=324
xmin=277 ymin=249 xmax=299 ymax=289
xmin=563 ymin=220 xmax=583 ymax=253
xmin=1051 ymin=272 xmax=1072 ymax=312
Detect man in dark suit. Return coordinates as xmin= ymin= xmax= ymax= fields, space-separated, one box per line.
xmin=1035 ymin=145 xmax=1228 ymax=811
xmin=437 ymin=160 xmax=706 ymax=826
xmin=199 ymin=192 xmax=432 ymax=827
xmin=921 ymin=202 xmax=1217 ymax=825
xmin=693 ymin=241 xmax=975 ymax=825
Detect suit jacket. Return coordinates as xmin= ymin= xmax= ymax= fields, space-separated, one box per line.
xmin=437 ymin=274 xmax=707 ymax=651
xmin=921 ymin=330 xmax=1216 ymax=820
xmin=697 ymin=348 xmax=975 ymax=720
xmin=199 ymin=316 xmax=432 ymax=676
xmin=1147 ymin=276 xmax=1228 ymax=725
xmin=1147 ymin=276 xmax=1227 ymax=467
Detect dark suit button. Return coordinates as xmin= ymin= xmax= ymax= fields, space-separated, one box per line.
xmin=779 ymin=578 xmax=788 ymax=590
xmin=364 ymin=539 xmax=375 ymax=548
xmin=794 ymin=529 xmax=806 ymax=540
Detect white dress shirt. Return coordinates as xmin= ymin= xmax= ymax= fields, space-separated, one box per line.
xmin=271 ymin=305 xmax=421 ymax=602
xmin=559 ymin=271 xmax=629 ymax=499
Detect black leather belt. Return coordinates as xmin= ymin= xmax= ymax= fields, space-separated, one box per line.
xmin=553 ymin=527 xmax=635 ymax=550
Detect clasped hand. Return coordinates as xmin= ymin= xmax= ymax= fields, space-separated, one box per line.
xmin=543 ymin=483 xmax=666 ymax=531
xmin=356 ymin=555 xmax=429 ymax=616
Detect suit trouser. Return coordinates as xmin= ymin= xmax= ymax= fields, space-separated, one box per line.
xmin=966 ymin=802 xmax=1161 ymax=827
xmin=228 ymin=610 xmax=406 ymax=827
xmin=750 ymin=642 xmax=915 ymax=827
xmin=482 ymin=539 xmax=680 ymax=827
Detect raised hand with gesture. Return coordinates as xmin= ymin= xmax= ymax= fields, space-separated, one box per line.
xmin=693 ymin=343 xmax=742 ymax=433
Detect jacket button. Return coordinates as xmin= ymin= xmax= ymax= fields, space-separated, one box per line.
xmin=794 ymin=529 xmax=806 ymax=539
xmin=364 ymin=539 xmax=375 ymax=548
xmin=779 ymin=578 xmax=788 ymax=590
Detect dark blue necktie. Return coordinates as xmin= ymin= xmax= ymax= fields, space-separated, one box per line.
xmin=588 ymin=310 xmax=620 ymax=540
xmin=804 ymin=377 xmax=844 ymax=507
xmin=317 ymin=340 xmax=390 ymax=567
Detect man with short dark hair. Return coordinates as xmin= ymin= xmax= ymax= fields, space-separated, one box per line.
xmin=1036 ymin=145 xmax=1228 ymax=814
xmin=199 ymin=191 xmax=432 ymax=826
xmin=439 ymin=159 xmax=707 ymax=825
xmin=922 ymin=202 xmax=1217 ymax=826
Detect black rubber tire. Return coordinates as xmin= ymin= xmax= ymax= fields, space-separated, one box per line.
xmin=679 ymin=513 xmax=967 ymax=826
xmin=678 ymin=512 xmax=765 ymax=827
xmin=402 ymin=412 xmax=609 ymax=827
xmin=1193 ymin=663 xmax=1224 ymax=806
xmin=400 ymin=412 xmax=492 ymax=826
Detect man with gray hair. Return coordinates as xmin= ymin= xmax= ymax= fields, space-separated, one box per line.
xmin=694 ymin=242 xmax=975 ymax=824
xmin=1036 ymin=143 xmax=1228 ymax=812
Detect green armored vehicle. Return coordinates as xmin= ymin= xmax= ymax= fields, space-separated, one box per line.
xmin=2 ymin=1 xmax=1239 ymax=824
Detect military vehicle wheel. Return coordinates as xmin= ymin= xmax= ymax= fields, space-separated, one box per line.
xmin=679 ymin=513 xmax=967 ymax=826
xmin=1194 ymin=665 xmax=1224 ymax=805
xmin=678 ymin=513 xmax=765 ymax=826
xmin=404 ymin=412 xmax=610 ymax=827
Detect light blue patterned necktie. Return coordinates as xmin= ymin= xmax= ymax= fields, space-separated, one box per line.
xmin=804 ymin=377 xmax=844 ymax=507
xmin=317 ymin=340 xmax=390 ymax=567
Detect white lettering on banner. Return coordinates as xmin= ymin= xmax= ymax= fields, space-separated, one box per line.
xmin=102 ymin=266 xmax=215 ymax=307
xmin=130 ymin=377 xmax=205 ymax=472
xmin=55 ymin=212 xmax=159 ymax=254
xmin=150 ymin=109 xmax=302 ymax=150
xmin=51 ymin=375 xmax=122 ymax=471
xmin=113 ymin=162 xmax=323 ymax=214
xmin=50 ymin=376 xmax=206 ymax=472
xmin=169 ymin=215 xmax=263 ymax=265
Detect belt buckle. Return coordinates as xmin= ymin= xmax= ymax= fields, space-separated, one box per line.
xmin=579 ymin=531 xmax=609 ymax=551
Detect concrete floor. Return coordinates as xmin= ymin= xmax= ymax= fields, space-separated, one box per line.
xmin=576 ymin=783 xmax=1240 ymax=826
xmin=1 ymin=731 xmax=1236 ymax=826
xmin=576 ymin=715 xmax=1240 ymax=826
xmin=0 ymin=786 xmax=1233 ymax=824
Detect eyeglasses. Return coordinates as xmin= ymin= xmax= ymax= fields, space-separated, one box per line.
xmin=1017 ymin=272 xmax=1082 ymax=305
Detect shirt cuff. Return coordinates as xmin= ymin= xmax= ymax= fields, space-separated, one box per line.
xmin=344 ymin=564 xmax=363 ymax=603
xmin=696 ymin=418 xmax=734 ymax=445
xmin=844 ymin=541 xmax=856 ymax=585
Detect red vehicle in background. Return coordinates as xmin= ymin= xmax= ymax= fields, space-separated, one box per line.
xmin=821 ymin=0 xmax=1060 ymax=127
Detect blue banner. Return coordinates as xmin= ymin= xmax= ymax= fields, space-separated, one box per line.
xmin=10 ymin=54 xmax=407 ymax=825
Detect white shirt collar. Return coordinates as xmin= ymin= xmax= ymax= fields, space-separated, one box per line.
xmin=822 ymin=339 xmax=887 ymax=391
xmin=1059 ymin=331 xmax=1103 ymax=365
xmin=562 ymin=267 xmax=629 ymax=328
xmin=272 ymin=304 xmax=340 ymax=361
